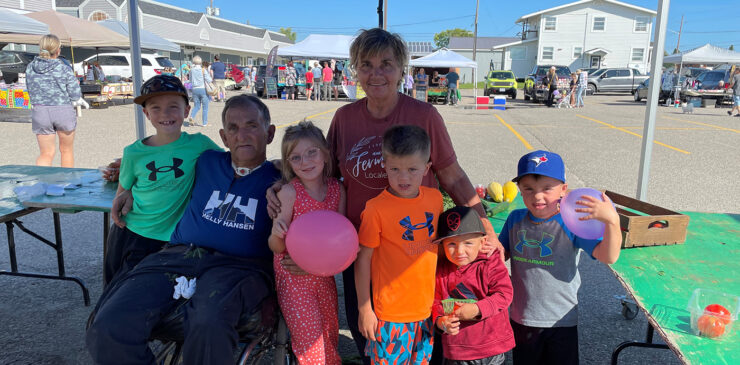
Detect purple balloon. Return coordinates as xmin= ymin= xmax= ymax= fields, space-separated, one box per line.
xmin=560 ymin=188 xmax=609 ymax=240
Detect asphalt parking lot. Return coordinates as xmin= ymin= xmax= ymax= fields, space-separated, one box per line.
xmin=0 ymin=89 xmax=737 ymax=364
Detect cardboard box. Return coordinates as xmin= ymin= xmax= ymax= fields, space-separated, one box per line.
xmin=605 ymin=190 xmax=689 ymax=248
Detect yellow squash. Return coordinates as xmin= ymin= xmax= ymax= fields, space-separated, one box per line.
xmin=503 ymin=181 xmax=518 ymax=203
xmin=487 ymin=182 xmax=503 ymax=203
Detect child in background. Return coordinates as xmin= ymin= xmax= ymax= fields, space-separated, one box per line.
xmin=268 ymin=121 xmax=345 ymax=365
xmin=104 ymin=75 xmax=221 ymax=284
xmin=432 ymin=206 xmax=515 ymax=365
xmin=498 ymin=150 xmax=621 ymax=365
xmin=356 ymin=125 xmax=443 ymax=364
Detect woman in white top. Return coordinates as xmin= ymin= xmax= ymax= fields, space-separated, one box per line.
xmin=188 ymin=55 xmax=212 ymax=126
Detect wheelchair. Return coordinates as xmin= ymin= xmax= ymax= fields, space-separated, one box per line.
xmin=149 ymin=294 xmax=297 ymax=365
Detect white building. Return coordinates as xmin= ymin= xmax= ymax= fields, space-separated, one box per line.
xmin=495 ymin=0 xmax=655 ymax=77
xmin=448 ymin=36 xmax=519 ymax=82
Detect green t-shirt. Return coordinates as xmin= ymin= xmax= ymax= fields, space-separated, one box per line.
xmin=119 ymin=132 xmax=221 ymax=241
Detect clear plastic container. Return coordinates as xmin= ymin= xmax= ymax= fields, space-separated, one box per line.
xmin=687 ymin=288 xmax=740 ymax=340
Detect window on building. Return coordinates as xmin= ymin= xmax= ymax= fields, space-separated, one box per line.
xmin=634 ymin=16 xmax=649 ymax=32
xmin=573 ymin=46 xmax=583 ymax=59
xmin=544 ymin=16 xmax=557 ymax=31
xmin=631 ymin=48 xmax=645 ymax=62
xmin=593 ymin=16 xmax=606 ymax=31
xmin=510 ymin=46 xmax=526 ymax=60
xmin=542 ymin=46 xmax=554 ymax=60
xmin=88 ymin=11 xmax=109 ymax=22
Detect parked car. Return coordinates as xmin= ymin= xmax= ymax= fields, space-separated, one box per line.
xmin=0 ymin=50 xmax=37 ymax=83
xmin=73 ymin=53 xmax=175 ymax=81
xmin=483 ymin=70 xmax=517 ymax=98
xmin=523 ymin=65 xmax=571 ymax=103
xmin=255 ymin=64 xmax=306 ymax=98
xmin=632 ymin=78 xmax=673 ymax=103
xmin=694 ymin=69 xmax=731 ymax=90
xmin=587 ymin=68 xmax=649 ymax=94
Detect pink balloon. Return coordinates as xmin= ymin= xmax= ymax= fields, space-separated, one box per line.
xmin=560 ymin=188 xmax=612 ymax=240
xmin=285 ymin=210 xmax=359 ymax=276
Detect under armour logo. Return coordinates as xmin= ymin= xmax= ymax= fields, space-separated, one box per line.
xmin=146 ymin=158 xmax=184 ymax=181
xmin=399 ymin=212 xmax=435 ymax=241
xmin=514 ymin=230 xmax=555 ymax=257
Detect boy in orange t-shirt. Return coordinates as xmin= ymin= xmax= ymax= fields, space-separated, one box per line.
xmin=356 ymin=125 xmax=443 ymax=364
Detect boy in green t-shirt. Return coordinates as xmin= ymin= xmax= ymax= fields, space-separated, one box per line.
xmin=104 ymin=75 xmax=220 ymax=284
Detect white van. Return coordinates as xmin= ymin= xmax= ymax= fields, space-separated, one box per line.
xmin=74 ymin=53 xmax=175 ymax=81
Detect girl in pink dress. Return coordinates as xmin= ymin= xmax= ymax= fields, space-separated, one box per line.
xmin=268 ymin=121 xmax=345 ymax=365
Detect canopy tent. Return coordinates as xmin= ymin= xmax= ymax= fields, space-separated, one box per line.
xmin=277 ymin=34 xmax=354 ymax=59
xmin=663 ymin=43 xmax=740 ymax=64
xmin=97 ymin=19 xmax=179 ymax=53
xmin=408 ymin=48 xmax=477 ymax=68
xmin=0 ymin=11 xmax=130 ymax=48
xmin=0 ymin=8 xmax=49 ymax=35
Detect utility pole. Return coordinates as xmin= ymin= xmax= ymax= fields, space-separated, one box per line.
xmin=675 ymin=15 xmax=683 ymax=52
xmin=377 ymin=0 xmax=383 ymax=28
xmin=473 ymin=0 xmax=479 ymax=97
xmin=383 ymin=0 xmax=388 ymax=30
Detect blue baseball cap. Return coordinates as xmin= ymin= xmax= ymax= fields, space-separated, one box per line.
xmin=513 ymin=150 xmax=565 ymax=183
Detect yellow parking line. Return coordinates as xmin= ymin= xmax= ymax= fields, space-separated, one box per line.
xmin=599 ymin=126 xmax=711 ymax=131
xmin=662 ymin=115 xmax=740 ymax=134
xmin=495 ymin=114 xmax=533 ymax=150
xmin=277 ymin=107 xmax=338 ymax=129
xmin=576 ymin=114 xmax=690 ymax=155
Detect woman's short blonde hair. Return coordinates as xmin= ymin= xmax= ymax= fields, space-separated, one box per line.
xmin=38 ymin=34 xmax=61 ymax=59
xmin=350 ymin=28 xmax=408 ymax=71
xmin=192 ymin=55 xmax=202 ymax=65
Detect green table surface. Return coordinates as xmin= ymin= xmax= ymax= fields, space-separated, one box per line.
xmin=0 ymin=165 xmax=116 ymax=217
xmin=485 ymin=196 xmax=740 ymax=364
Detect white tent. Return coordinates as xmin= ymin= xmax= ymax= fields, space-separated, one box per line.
xmin=0 ymin=8 xmax=48 ymax=35
xmin=663 ymin=43 xmax=740 ymax=64
xmin=277 ymin=34 xmax=355 ymax=59
xmin=97 ymin=19 xmax=180 ymax=53
xmin=408 ymin=48 xmax=477 ymax=68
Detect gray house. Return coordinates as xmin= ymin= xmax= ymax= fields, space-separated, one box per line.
xmin=448 ymin=36 xmax=519 ymax=83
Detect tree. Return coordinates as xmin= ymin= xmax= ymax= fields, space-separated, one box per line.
xmin=730 ymin=45 xmax=735 ymax=51
xmin=433 ymin=28 xmax=473 ymax=49
xmin=278 ymin=27 xmax=296 ymax=42
xmin=664 ymin=50 xmax=669 ymax=56
xmin=672 ymin=48 xmax=680 ymax=54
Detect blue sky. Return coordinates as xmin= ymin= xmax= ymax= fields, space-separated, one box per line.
xmin=158 ymin=0 xmax=737 ymax=51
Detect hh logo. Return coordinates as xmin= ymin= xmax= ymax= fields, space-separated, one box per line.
xmin=399 ymin=213 xmax=434 ymax=241
xmin=146 ymin=158 xmax=184 ymax=181
xmin=514 ymin=230 xmax=554 ymax=257
xmin=203 ymin=190 xmax=257 ymax=225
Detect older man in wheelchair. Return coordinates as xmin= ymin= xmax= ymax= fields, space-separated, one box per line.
xmin=86 ymin=95 xmax=293 ymax=365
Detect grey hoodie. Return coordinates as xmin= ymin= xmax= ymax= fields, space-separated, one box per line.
xmin=25 ymin=57 xmax=81 ymax=106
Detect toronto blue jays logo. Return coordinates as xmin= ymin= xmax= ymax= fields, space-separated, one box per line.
xmin=399 ymin=212 xmax=435 ymax=241
xmin=531 ymin=154 xmax=548 ymax=167
xmin=146 ymin=158 xmax=184 ymax=181
xmin=514 ymin=230 xmax=555 ymax=257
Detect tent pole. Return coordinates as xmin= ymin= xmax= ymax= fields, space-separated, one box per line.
xmin=637 ymin=0 xmax=670 ymax=201
xmin=128 ymin=0 xmax=145 ymax=140
xmin=70 ymin=42 xmax=75 ymax=64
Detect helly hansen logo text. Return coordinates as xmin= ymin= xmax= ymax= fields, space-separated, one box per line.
xmin=202 ymin=190 xmax=258 ymax=230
